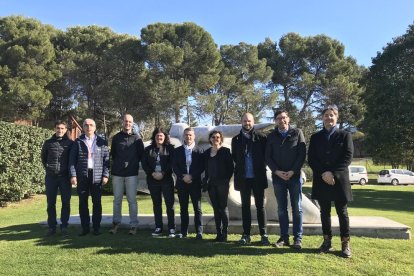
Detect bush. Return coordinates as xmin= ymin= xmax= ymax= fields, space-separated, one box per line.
xmin=0 ymin=121 xmax=53 ymax=206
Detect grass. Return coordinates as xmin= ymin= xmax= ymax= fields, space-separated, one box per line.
xmin=0 ymin=186 xmax=413 ymax=275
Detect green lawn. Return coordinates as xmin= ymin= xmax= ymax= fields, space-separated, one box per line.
xmin=0 ymin=186 xmax=413 ymax=275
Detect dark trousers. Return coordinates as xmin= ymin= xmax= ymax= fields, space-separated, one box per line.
xmin=318 ymin=199 xmax=350 ymax=238
xmin=149 ymin=183 xmax=175 ymax=230
xmin=208 ymin=183 xmax=229 ymax=234
xmin=240 ymin=178 xmax=267 ymax=236
xmin=177 ymin=185 xmax=203 ymax=234
xmin=77 ymin=170 xmax=102 ymax=231
xmin=45 ymin=175 xmax=72 ymax=230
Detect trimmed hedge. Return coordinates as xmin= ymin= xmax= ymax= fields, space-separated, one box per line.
xmin=0 ymin=121 xmax=53 ymax=206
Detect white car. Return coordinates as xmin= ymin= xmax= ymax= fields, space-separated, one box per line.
xmin=349 ymin=166 xmax=368 ymax=185
xmin=377 ymin=169 xmax=414 ymax=185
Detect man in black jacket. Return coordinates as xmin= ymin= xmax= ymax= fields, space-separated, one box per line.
xmin=69 ymin=118 xmax=110 ymax=236
xmin=231 ymin=113 xmax=269 ymax=245
xmin=41 ymin=120 xmax=74 ymax=237
xmin=109 ymin=114 xmax=144 ymax=235
xmin=265 ymin=110 xmax=306 ymax=249
xmin=172 ymin=127 xmax=204 ymax=239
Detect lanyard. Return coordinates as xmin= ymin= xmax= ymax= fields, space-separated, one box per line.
xmin=86 ymin=136 xmax=96 ymax=159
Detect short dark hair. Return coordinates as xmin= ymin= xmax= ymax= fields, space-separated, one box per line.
xmin=150 ymin=127 xmax=170 ymax=146
xmin=273 ymin=109 xmax=289 ymax=120
xmin=208 ymin=130 xmax=224 ymax=145
xmin=55 ymin=120 xmax=67 ymax=127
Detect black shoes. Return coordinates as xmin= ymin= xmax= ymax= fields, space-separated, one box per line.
xmin=61 ymin=227 xmax=69 ymax=238
xmin=214 ymin=232 xmax=228 ymax=242
xmin=275 ymin=237 xmax=290 ymax=247
xmin=319 ymin=235 xmax=333 ymax=253
xmin=152 ymin=228 xmax=162 ymax=237
xmin=239 ymin=234 xmax=251 ymax=245
xmin=78 ymin=229 xmax=90 ymax=236
xmin=261 ymin=235 xmax=270 ymax=246
xmin=293 ymin=239 xmax=302 ymax=249
xmin=195 ymin=233 xmax=203 ymax=240
xmin=93 ymin=229 xmax=102 ymax=236
xmin=45 ymin=228 xmax=56 ymax=237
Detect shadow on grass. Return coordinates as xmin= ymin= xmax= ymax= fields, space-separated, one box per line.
xmin=303 ymin=186 xmax=414 ymax=212
xmin=0 ymin=223 xmax=318 ymax=256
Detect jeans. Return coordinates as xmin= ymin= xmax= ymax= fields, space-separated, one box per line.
xmin=77 ymin=170 xmax=102 ymax=231
xmin=240 ymin=178 xmax=267 ymax=236
xmin=112 ymin=175 xmax=139 ymax=227
xmin=273 ymin=177 xmax=303 ymax=241
xmin=177 ymin=184 xmax=203 ymax=234
xmin=45 ymin=175 xmax=72 ymax=230
xmin=149 ymin=183 xmax=175 ymax=230
xmin=318 ymin=199 xmax=350 ymax=238
xmin=208 ymin=183 xmax=229 ymax=234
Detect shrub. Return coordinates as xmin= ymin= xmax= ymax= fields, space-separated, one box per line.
xmin=0 ymin=121 xmax=53 ymax=206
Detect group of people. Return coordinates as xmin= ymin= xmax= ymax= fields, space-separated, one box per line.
xmin=41 ymin=105 xmax=353 ymax=258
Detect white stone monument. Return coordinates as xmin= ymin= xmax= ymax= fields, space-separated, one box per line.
xmin=138 ymin=123 xmax=320 ymax=223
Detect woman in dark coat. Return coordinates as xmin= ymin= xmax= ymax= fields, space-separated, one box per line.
xmin=142 ymin=127 xmax=175 ymax=237
xmin=308 ymin=105 xmax=354 ymax=258
xmin=203 ymin=130 xmax=234 ymax=242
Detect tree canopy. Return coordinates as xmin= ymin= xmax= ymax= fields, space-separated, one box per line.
xmin=0 ymin=15 xmax=369 ymax=142
xmin=364 ymin=23 xmax=414 ymax=169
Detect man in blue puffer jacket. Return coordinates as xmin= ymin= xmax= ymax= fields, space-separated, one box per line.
xmin=69 ymin=118 xmax=110 ymax=236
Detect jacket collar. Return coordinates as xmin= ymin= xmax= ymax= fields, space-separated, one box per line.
xmin=52 ymin=134 xmax=68 ymax=141
xmin=240 ymin=127 xmax=256 ymax=142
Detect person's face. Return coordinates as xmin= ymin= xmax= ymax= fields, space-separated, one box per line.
xmin=122 ymin=115 xmax=133 ymax=133
xmin=55 ymin=124 xmax=67 ymax=138
xmin=184 ymin=130 xmax=195 ymax=145
xmin=275 ymin=112 xmax=290 ymax=131
xmin=83 ymin=119 xmax=96 ymax=136
xmin=155 ymin=132 xmax=165 ymax=145
xmin=323 ymin=109 xmax=338 ymax=129
xmin=210 ymin=133 xmax=222 ymax=147
xmin=242 ymin=114 xmax=254 ymax=131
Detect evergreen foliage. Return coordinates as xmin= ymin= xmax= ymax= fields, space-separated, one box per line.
xmin=0 ymin=121 xmax=53 ymax=205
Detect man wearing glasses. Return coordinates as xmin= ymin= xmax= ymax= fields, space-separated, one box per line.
xmin=265 ymin=110 xmax=306 ymax=249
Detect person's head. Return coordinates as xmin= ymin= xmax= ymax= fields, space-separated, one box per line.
xmin=54 ymin=120 xmax=67 ymax=138
xmin=83 ymin=118 xmax=96 ymax=137
xmin=151 ymin=127 xmax=170 ymax=147
xmin=122 ymin=114 xmax=133 ymax=133
xmin=322 ymin=105 xmax=339 ymax=130
xmin=183 ymin=127 xmax=195 ymax=146
xmin=209 ymin=130 xmax=223 ymax=147
xmin=241 ymin=113 xmax=255 ymax=131
xmin=274 ymin=110 xmax=290 ymax=131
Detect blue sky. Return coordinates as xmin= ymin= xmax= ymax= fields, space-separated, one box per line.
xmin=1 ymin=0 xmax=413 ymax=67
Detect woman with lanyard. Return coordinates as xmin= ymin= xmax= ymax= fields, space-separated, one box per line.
xmin=203 ymin=130 xmax=234 ymax=242
xmin=142 ymin=127 xmax=175 ymax=237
